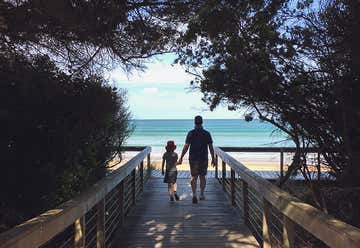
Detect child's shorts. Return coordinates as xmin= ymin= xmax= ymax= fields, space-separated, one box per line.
xmin=164 ymin=170 xmax=177 ymax=183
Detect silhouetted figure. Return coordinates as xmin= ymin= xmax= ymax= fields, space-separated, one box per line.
xmin=178 ymin=116 xmax=215 ymax=203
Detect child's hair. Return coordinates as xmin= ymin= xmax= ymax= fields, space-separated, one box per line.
xmin=165 ymin=140 xmax=176 ymax=152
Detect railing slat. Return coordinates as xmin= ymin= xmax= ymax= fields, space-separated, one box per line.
xmin=262 ymin=200 xmax=271 ymax=248
xmin=242 ymin=180 xmax=249 ymax=226
xmin=215 ymin=154 xmax=219 ymax=179
xmin=96 ymin=199 xmax=105 ymax=248
xmin=222 ymin=161 xmax=226 ymax=192
xmin=74 ymin=216 xmax=85 ymax=248
xmin=280 ymin=149 xmax=284 ymax=180
xmin=283 ymin=215 xmax=295 ymax=248
xmin=140 ymin=161 xmax=144 ymax=192
xmin=230 ymin=169 xmax=236 ymax=206
xmin=132 ymin=169 xmax=136 ymax=205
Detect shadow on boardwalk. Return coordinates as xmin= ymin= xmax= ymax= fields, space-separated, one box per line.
xmin=113 ymin=178 xmax=259 ymax=248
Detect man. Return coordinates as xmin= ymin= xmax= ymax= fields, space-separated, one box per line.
xmin=178 ymin=116 xmax=215 ymax=204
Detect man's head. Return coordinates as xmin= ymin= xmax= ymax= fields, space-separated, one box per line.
xmin=194 ymin=115 xmax=203 ymax=126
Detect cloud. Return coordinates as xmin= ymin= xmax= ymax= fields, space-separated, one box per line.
xmin=107 ymin=54 xmax=243 ymax=119
xmin=143 ymin=87 xmax=159 ymax=94
xmin=109 ymin=57 xmax=194 ymax=84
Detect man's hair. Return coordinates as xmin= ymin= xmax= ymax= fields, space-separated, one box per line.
xmin=194 ymin=115 xmax=203 ymax=125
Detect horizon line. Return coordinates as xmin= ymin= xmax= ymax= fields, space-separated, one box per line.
xmin=130 ymin=118 xmax=257 ymax=120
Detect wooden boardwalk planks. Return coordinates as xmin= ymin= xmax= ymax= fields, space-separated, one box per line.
xmin=113 ymin=178 xmax=259 ymax=248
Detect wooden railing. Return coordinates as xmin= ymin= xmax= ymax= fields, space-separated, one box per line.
xmin=214 ymin=147 xmax=360 ymax=248
xmin=218 ymin=146 xmax=322 ymax=181
xmin=0 ymin=146 xmax=151 ymax=248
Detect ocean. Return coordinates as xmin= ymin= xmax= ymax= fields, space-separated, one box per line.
xmin=125 ymin=119 xmax=292 ymax=155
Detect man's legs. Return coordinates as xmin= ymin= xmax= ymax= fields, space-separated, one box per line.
xmin=199 ymin=160 xmax=208 ymax=200
xmin=190 ymin=175 xmax=198 ymax=203
xmin=199 ymin=175 xmax=206 ymax=198
xmin=168 ymin=183 xmax=174 ymax=201
xmin=191 ymin=175 xmax=198 ymax=196
xmin=190 ymin=160 xmax=200 ymax=203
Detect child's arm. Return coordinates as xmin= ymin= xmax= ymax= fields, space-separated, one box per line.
xmin=161 ymin=158 xmax=165 ymax=175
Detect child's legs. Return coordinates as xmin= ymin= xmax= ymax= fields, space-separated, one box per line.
xmin=173 ymin=182 xmax=177 ymax=192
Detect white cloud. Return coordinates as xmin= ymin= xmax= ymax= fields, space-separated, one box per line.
xmin=143 ymin=87 xmax=159 ymax=94
xmin=107 ymin=54 xmax=244 ymax=119
xmin=109 ymin=61 xmax=194 ymax=84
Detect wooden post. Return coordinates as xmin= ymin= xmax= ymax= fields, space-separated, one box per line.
xmin=230 ymin=168 xmax=236 ymax=206
xmin=74 ymin=216 xmax=85 ymax=248
xmin=262 ymin=200 xmax=271 ymax=248
xmin=222 ymin=161 xmax=226 ymax=192
xmin=96 ymin=199 xmax=105 ymax=248
xmin=283 ymin=216 xmax=296 ymax=248
xmin=147 ymin=153 xmax=151 ymax=179
xmin=215 ymin=154 xmax=218 ymax=179
xmin=132 ymin=169 xmax=136 ymax=205
xmin=280 ymin=149 xmax=284 ymax=180
xmin=317 ymin=152 xmax=321 ymax=181
xmin=119 ymin=181 xmax=125 ymax=225
xmin=140 ymin=160 xmax=144 ymax=192
xmin=242 ymin=181 xmax=249 ymax=225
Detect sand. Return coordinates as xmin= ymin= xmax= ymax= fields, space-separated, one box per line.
xmin=108 ymin=152 xmax=285 ymax=172
xmin=108 ymin=149 xmax=328 ymax=173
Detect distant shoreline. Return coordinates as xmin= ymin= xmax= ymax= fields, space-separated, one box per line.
xmin=130 ymin=118 xmax=247 ymax=120
xmin=110 ymin=151 xmax=289 ymax=173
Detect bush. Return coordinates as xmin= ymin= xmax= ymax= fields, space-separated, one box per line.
xmin=0 ymin=53 xmax=132 ymax=230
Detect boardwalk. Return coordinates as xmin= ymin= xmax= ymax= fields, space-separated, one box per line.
xmin=113 ymin=177 xmax=259 ymax=248
xmin=2 ymin=147 xmax=359 ymax=248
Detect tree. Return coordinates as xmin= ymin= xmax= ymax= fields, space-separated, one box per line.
xmin=0 ymin=52 xmax=132 ymax=230
xmin=0 ymin=0 xmax=186 ymax=229
xmin=176 ymin=0 xmax=360 ymax=187
xmin=0 ymin=0 xmax=184 ymax=73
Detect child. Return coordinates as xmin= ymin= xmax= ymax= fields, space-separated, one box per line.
xmin=162 ymin=140 xmax=180 ymax=202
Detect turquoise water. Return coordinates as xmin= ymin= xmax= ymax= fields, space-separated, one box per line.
xmin=125 ymin=119 xmax=292 ymax=153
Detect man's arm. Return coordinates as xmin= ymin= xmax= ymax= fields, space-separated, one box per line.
xmin=178 ymin=143 xmax=189 ymax=164
xmin=209 ymin=143 xmax=215 ymax=166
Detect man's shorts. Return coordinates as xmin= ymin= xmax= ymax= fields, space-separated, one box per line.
xmin=189 ymin=160 xmax=208 ymax=177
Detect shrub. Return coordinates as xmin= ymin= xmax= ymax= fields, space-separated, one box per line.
xmin=0 ymin=53 xmax=132 ymax=230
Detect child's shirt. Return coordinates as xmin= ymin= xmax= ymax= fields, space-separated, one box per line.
xmin=162 ymin=151 xmax=178 ymax=171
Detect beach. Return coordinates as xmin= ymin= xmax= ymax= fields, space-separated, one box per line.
xmin=111 ymin=150 xmax=297 ymax=172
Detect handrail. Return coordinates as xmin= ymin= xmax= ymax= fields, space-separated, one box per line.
xmin=0 ymin=146 xmax=151 ymax=248
xmin=214 ymin=146 xmax=360 ymax=248
xmin=219 ymin=146 xmax=319 ymax=153
xmin=120 ymin=146 xmax=149 ymax=152
xmin=218 ymin=146 xmax=323 ymax=180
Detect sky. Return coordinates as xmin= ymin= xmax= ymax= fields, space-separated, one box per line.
xmin=109 ymin=54 xmax=243 ymax=119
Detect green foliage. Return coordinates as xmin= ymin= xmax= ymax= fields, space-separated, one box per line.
xmin=176 ymin=0 xmax=360 ymax=186
xmin=0 ymin=53 xmax=132 ymax=229
xmin=0 ymin=0 xmax=179 ymax=72
xmin=0 ymin=1 xmax=180 ymax=230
